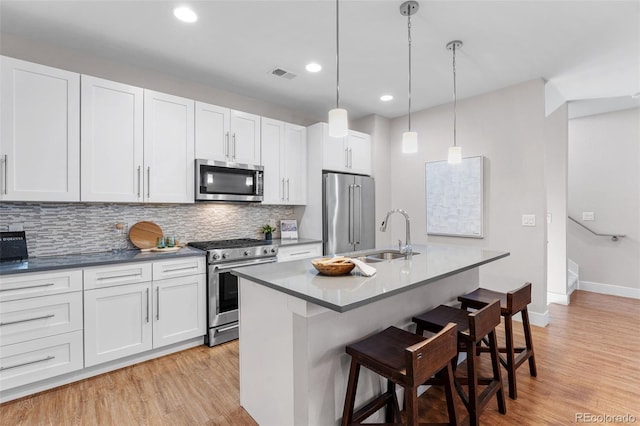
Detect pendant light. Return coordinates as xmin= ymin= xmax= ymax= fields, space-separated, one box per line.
xmin=328 ymin=0 xmax=348 ymax=137
xmin=400 ymin=1 xmax=419 ymax=153
xmin=447 ymin=40 xmax=463 ymax=164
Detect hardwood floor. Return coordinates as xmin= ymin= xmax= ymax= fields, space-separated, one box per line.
xmin=2 ymin=290 xmax=639 ymax=425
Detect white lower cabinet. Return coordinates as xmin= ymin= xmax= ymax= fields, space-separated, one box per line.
xmin=84 ymin=258 xmax=206 ymax=367
xmin=0 ymin=331 xmax=84 ymax=391
xmin=277 ymin=243 xmax=323 ymax=262
xmin=84 ymin=282 xmax=153 ymax=367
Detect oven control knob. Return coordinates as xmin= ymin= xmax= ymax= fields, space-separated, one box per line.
xmin=263 ymin=248 xmax=269 ymax=254
xmin=221 ymin=253 xmax=228 ymax=259
xmin=271 ymin=248 xmax=276 ymax=254
xmin=244 ymin=250 xmax=250 ymax=256
xmin=212 ymin=253 xmax=221 ymax=260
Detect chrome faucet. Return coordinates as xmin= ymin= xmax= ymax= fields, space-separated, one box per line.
xmin=380 ymin=209 xmax=412 ymax=257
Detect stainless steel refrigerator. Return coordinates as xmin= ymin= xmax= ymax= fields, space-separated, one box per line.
xmin=323 ymin=172 xmax=375 ymax=255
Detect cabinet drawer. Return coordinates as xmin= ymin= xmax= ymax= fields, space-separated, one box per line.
xmin=153 ymin=257 xmax=205 ymax=280
xmin=277 ymin=243 xmax=323 ymax=262
xmin=84 ymin=263 xmax=152 ymax=290
xmin=0 ymin=292 xmax=83 ymax=346
xmin=0 ymin=270 xmax=82 ymax=302
xmin=0 ymin=330 xmax=83 ymax=391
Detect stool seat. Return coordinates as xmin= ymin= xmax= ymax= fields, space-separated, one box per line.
xmin=412 ymin=300 xmax=506 ymax=426
xmin=342 ymin=324 xmax=459 ymax=426
xmin=458 ymin=283 xmax=537 ymax=400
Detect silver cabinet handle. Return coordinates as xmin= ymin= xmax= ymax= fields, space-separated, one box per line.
xmin=286 ymin=178 xmax=290 ymax=201
xmin=225 ymin=131 xmax=230 ymax=159
xmin=145 ymin=288 xmax=150 ymax=323
xmin=162 ymin=266 xmax=197 ymax=273
xmin=0 ymin=283 xmax=54 ymax=292
xmin=2 ymin=154 xmax=6 ymax=195
xmin=282 ymin=178 xmax=286 ymax=201
xmin=0 ymin=355 xmax=55 ymax=371
xmin=96 ymin=272 xmax=142 ymax=281
xmin=232 ymin=133 xmax=237 ymax=160
xmin=349 ymin=148 xmax=353 ymax=168
xmin=156 ymin=286 xmax=160 ymax=321
xmin=0 ymin=314 xmax=54 ymax=327
xmin=137 ymin=166 xmax=141 ymax=198
xmin=344 ymin=148 xmax=349 ymax=168
xmin=146 ymin=167 xmax=151 ymax=198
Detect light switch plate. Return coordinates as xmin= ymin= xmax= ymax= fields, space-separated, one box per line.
xmin=582 ymin=212 xmax=595 ymax=221
xmin=522 ymin=214 xmax=536 ymax=227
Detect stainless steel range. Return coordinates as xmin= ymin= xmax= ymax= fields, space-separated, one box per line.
xmin=188 ymin=238 xmax=278 ymax=346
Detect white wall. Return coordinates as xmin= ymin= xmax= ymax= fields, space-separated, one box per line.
xmin=568 ymin=107 xmax=640 ymax=296
xmin=545 ymin=104 xmax=569 ymax=303
xmin=388 ymin=79 xmax=549 ymax=323
xmin=0 ymin=32 xmax=317 ymax=126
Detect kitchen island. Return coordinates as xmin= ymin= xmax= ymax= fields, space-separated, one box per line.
xmin=232 ymin=243 xmax=509 ymax=426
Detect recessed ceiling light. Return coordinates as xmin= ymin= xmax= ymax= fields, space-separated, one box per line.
xmin=173 ymin=6 xmax=197 ymax=23
xmin=380 ymin=95 xmax=394 ymax=102
xmin=305 ymin=63 xmax=322 ymax=73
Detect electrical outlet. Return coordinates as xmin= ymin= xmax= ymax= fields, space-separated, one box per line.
xmin=521 ymin=214 xmax=536 ymax=227
xmin=582 ymin=212 xmax=595 ymax=221
xmin=8 ymin=223 xmax=24 ymax=231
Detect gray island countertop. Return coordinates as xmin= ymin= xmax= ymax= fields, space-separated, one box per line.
xmin=232 ymin=243 xmax=509 ymax=312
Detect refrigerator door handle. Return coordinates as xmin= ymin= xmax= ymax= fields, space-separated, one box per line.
xmin=348 ymin=184 xmax=354 ymax=244
xmin=355 ymin=184 xmax=362 ymax=244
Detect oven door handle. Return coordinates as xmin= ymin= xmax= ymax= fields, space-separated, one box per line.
xmin=213 ymin=258 xmax=276 ymax=272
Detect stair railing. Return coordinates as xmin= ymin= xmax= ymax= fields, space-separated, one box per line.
xmin=568 ymin=216 xmax=625 ymax=242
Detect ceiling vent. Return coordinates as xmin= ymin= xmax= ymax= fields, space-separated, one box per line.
xmin=270 ymin=67 xmax=297 ymax=80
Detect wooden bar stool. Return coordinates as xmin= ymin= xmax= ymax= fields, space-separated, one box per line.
xmin=342 ymin=323 xmax=459 ymax=426
xmin=458 ymin=283 xmax=537 ymax=400
xmin=412 ymin=300 xmax=506 ymax=426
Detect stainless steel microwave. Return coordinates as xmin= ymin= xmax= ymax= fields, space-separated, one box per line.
xmin=195 ymin=159 xmax=264 ymax=202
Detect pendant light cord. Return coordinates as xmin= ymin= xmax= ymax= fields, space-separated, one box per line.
xmin=407 ymin=12 xmax=412 ymax=131
xmin=452 ymin=42 xmax=457 ymax=147
xmin=336 ymin=0 xmax=340 ymax=109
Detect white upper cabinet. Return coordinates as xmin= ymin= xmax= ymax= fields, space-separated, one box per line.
xmin=261 ymin=118 xmax=306 ymax=205
xmin=143 ymin=90 xmax=195 ymax=203
xmin=195 ymin=101 xmax=261 ymax=166
xmin=81 ymin=75 xmax=144 ymax=202
xmin=317 ymin=123 xmax=371 ymax=175
xmin=195 ymin=101 xmax=230 ymax=161
xmin=0 ymin=56 xmax=80 ymax=201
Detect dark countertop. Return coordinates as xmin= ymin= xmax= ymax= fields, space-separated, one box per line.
xmin=0 ymin=238 xmax=322 ymax=276
xmin=0 ymin=246 xmax=206 ymax=276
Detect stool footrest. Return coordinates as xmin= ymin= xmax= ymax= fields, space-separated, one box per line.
xmin=352 ymin=393 xmax=396 ymax=424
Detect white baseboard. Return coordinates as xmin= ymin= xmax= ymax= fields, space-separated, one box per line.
xmin=527 ymin=309 xmax=549 ymax=327
xmin=578 ymin=280 xmax=640 ymax=299
xmin=547 ymin=292 xmax=570 ymax=305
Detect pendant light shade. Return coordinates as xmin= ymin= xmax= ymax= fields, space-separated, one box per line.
xmin=328 ymin=108 xmax=348 ymax=137
xmin=328 ymin=0 xmax=348 ymax=138
xmin=447 ymin=40 xmax=463 ymax=164
xmin=400 ymin=1 xmax=419 ymax=153
xmin=402 ymin=132 xmax=418 ymax=153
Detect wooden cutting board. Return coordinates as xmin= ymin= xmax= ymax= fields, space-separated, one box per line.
xmin=129 ymin=221 xmax=163 ymax=249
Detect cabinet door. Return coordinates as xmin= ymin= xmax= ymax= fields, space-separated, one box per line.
xmin=195 ymin=101 xmax=230 ymax=161
xmin=347 ymin=131 xmax=371 ymax=175
xmin=152 ymin=275 xmax=205 ymax=348
xmin=276 ymin=243 xmax=322 ymax=262
xmin=261 ymin=118 xmax=284 ymax=204
xmin=321 ymin=124 xmax=347 ymax=173
xmin=283 ymin=123 xmax=307 ymax=205
xmin=0 ymin=56 xmax=80 ymax=201
xmin=230 ymin=110 xmax=261 ymax=165
xmin=81 ymin=75 xmax=144 ymax=202
xmin=143 ymin=90 xmax=195 ymax=203
xmin=84 ymin=283 xmax=152 ymax=367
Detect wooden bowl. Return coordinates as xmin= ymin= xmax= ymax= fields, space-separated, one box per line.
xmin=311 ymin=257 xmax=355 ymax=276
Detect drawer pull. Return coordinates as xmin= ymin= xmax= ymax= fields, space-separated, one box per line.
xmin=0 ymin=283 xmax=55 ymax=292
xmin=162 ymin=266 xmax=197 ymax=273
xmin=290 ymin=251 xmax=312 ymax=256
xmin=96 ymin=273 xmax=142 ymax=281
xmin=0 ymin=355 xmax=55 ymax=371
xmin=0 ymin=314 xmax=55 ymax=327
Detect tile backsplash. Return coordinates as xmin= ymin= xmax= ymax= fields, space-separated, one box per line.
xmin=0 ymin=202 xmax=296 ymax=258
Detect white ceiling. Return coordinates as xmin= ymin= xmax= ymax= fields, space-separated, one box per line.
xmin=1 ymin=0 xmax=638 ymax=121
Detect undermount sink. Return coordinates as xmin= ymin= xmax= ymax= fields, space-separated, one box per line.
xmin=356 ymin=250 xmax=420 ymax=263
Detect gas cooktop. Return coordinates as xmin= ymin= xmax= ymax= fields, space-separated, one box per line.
xmin=188 ymin=238 xmax=272 ymax=251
